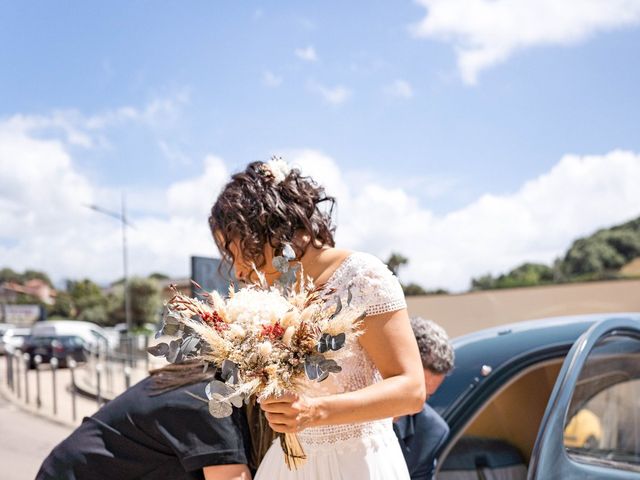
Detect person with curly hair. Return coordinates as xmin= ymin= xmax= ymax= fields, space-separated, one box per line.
xmin=394 ymin=317 xmax=454 ymax=480
xmin=209 ymin=159 xmax=425 ymax=479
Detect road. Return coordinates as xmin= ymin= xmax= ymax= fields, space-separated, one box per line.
xmin=0 ymin=394 xmax=72 ymax=480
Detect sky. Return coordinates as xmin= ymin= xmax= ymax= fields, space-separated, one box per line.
xmin=1 ymin=0 xmax=640 ymax=291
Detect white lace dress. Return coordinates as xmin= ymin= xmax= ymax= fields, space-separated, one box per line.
xmin=255 ymin=252 xmax=411 ymax=480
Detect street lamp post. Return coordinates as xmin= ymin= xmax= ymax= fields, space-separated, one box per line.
xmin=86 ymin=193 xmax=134 ymax=365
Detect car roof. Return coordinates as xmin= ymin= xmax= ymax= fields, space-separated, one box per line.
xmin=428 ymin=312 xmax=640 ymax=416
xmin=5 ymin=327 xmax=31 ymax=335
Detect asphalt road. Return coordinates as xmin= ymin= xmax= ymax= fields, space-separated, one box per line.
xmin=0 ymin=394 xmax=72 ymax=480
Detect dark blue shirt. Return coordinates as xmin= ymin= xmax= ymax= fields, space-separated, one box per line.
xmin=37 ymin=377 xmax=250 ymax=480
xmin=394 ymin=403 xmax=449 ymax=480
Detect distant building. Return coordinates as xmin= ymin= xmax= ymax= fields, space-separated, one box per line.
xmin=0 ymin=279 xmax=56 ymax=305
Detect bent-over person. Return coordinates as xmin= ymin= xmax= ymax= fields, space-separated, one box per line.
xmin=394 ymin=317 xmax=455 ymax=480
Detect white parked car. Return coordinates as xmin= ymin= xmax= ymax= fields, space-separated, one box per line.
xmin=1 ymin=327 xmax=31 ymax=355
xmin=30 ymin=320 xmax=114 ymax=351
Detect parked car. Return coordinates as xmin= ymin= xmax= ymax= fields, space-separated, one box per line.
xmin=0 ymin=323 xmax=16 ymax=354
xmin=31 ymin=320 xmax=114 ymax=351
xmin=430 ymin=313 xmax=640 ymax=479
xmin=23 ymin=335 xmax=87 ymax=368
xmin=0 ymin=327 xmax=31 ymax=355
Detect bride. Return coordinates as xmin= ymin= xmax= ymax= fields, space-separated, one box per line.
xmin=208 ymin=159 xmax=425 ymax=479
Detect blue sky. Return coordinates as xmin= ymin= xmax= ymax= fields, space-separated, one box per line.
xmin=1 ymin=1 xmax=640 ymax=290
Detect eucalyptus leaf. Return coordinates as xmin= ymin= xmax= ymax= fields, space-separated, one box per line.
xmin=167 ymin=339 xmax=183 ymax=363
xmin=180 ymin=335 xmax=200 ymax=357
xmin=205 ymin=379 xmax=235 ymax=399
xmin=208 ymin=398 xmax=233 ymax=418
xmin=317 ymin=333 xmax=346 ymax=353
xmin=272 ymin=256 xmax=290 ymax=273
xmin=221 ymin=359 xmax=239 ymax=384
xmin=228 ymin=391 xmax=245 ymax=408
xmin=304 ymin=353 xmax=342 ymax=382
xmin=330 ymin=296 xmax=343 ymax=319
xmin=147 ymin=342 xmax=169 ymax=357
xmin=319 ymin=358 xmax=342 ymax=374
xmin=282 ymin=243 xmax=296 ymax=261
xmin=162 ymin=323 xmax=180 ymax=337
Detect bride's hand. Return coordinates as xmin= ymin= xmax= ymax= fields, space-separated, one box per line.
xmin=259 ymin=393 xmax=319 ymax=433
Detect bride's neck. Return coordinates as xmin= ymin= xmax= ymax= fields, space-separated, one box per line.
xmin=298 ymin=244 xmax=331 ymax=284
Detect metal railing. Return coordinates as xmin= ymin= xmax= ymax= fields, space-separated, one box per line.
xmin=0 ymin=334 xmax=153 ymax=424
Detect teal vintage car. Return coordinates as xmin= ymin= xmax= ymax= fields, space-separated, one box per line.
xmin=427 ymin=313 xmax=640 ymax=479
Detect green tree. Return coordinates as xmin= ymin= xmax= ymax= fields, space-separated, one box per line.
xmin=472 ymin=263 xmax=554 ymax=290
xmin=403 ymin=283 xmax=428 ymax=296
xmin=384 ymin=252 xmax=432 ymax=296
xmin=386 ymin=253 xmax=409 ymax=277
xmin=471 ymin=274 xmax=496 ymax=291
xmin=107 ymin=277 xmax=162 ymax=328
xmin=68 ymin=279 xmax=108 ymax=324
xmin=559 ymin=217 xmax=640 ymax=279
xmin=22 ymin=270 xmax=53 ymax=287
xmin=0 ymin=267 xmax=21 ymax=284
xmin=48 ymin=291 xmax=75 ymax=318
xmin=148 ymin=272 xmax=170 ymax=281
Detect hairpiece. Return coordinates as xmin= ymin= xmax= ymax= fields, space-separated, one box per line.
xmin=261 ymin=156 xmax=291 ymax=185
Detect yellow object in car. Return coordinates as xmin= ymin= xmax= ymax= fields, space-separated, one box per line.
xmin=563 ymin=408 xmax=603 ymax=448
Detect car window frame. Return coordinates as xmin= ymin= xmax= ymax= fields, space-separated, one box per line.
xmin=529 ymin=317 xmax=640 ymax=480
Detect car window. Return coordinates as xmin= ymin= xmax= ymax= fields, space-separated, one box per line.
xmin=62 ymin=336 xmax=84 ymax=347
xmin=563 ymin=334 xmax=640 ymax=473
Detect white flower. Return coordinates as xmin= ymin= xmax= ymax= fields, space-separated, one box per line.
xmin=259 ymin=341 xmax=273 ymax=358
xmin=266 ymin=157 xmax=291 ymax=184
xmin=282 ymin=326 xmax=295 ymax=347
xmin=228 ymin=324 xmax=246 ymax=339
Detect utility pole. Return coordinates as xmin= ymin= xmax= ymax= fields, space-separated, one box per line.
xmin=86 ymin=193 xmax=134 ymax=365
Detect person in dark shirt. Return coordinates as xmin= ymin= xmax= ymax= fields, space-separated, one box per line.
xmin=37 ymin=361 xmax=252 ymax=480
xmin=394 ymin=317 xmax=455 ymax=480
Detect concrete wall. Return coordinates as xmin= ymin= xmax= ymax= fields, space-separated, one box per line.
xmin=406 ymin=279 xmax=640 ymax=338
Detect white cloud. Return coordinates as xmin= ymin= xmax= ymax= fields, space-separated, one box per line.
xmin=2 ymin=109 xmax=640 ymax=292
xmin=158 ymin=140 xmax=192 ymax=166
xmin=410 ymin=0 xmax=640 ymax=85
xmin=262 ymin=70 xmax=283 ymax=88
xmin=289 ymin=149 xmax=640 ymax=291
xmin=295 ymin=46 xmax=318 ymax=62
xmin=385 ymin=79 xmax=414 ymax=98
xmin=308 ymin=82 xmax=351 ymax=105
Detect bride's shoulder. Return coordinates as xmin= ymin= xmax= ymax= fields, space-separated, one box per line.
xmin=344 ymin=251 xmax=395 ymax=276
xmin=341 ymin=251 xmax=406 ymax=316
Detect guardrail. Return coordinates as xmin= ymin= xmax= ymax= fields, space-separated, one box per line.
xmin=0 ymin=335 xmax=154 ymax=425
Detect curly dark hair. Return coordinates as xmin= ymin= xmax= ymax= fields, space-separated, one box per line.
xmin=209 ymin=161 xmax=336 ymax=274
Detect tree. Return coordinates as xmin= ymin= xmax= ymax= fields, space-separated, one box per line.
xmin=403 ymin=283 xmax=428 ymax=296
xmin=384 ymin=252 xmax=432 ymax=296
xmin=472 ymin=263 xmax=555 ymax=290
xmin=148 ymin=272 xmax=170 ymax=281
xmin=471 ymin=274 xmax=496 ymax=291
xmin=68 ymin=279 xmax=108 ymax=324
xmin=386 ymin=253 xmax=409 ymax=277
xmin=48 ymin=291 xmax=75 ymax=318
xmin=107 ymin=277 xmax=162 ymax=328
xmin=0 ymin=267 xmax=21 ymax=284
xmin=0 ymin=268 xmax=53 ymax=287
xmin=22 ymin=270 xmax=53 ymax=287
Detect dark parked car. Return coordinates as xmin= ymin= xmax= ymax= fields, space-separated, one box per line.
xmin=23 ymin=335 xmax=87 ymax=368
xmin=429 ymin=313 xmax=640 ymax=479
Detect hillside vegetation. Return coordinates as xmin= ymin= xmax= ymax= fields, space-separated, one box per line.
xmin=472 ymin=216 xmax=640 ymax=290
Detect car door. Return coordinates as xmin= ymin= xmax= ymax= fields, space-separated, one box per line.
xmin=529 ymin=317 xmax=640 ymax=479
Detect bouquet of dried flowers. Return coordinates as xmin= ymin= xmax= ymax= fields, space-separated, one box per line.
xmin=149 ymin=249 xmax=365 ymax=470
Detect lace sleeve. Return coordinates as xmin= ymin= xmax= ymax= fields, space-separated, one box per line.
xmin=348 ymin=253 xmax=407 ymax=316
